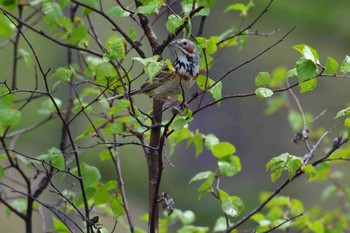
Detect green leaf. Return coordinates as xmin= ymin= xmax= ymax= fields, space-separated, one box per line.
xmin=178 ymin=210 xmax=195 ymax=225
xmin=57 ymin=17 xmax=73 ymax=33
xmin=224 ymin=1 xmax=255 ymax=16
xmin=212 ymin=142 xmax=236 ymax=158
xmin=0 ymin=14 xmax=14 ymax=37
xmin=286 ymin=68 xmax=297 ymax=78
xmin=128 ymin=27 xmax=137 ymax=41
xmin=0 ymin=166 xmax=3 ymax=179
xmin=255 ymin=72 xmax=271 ymax=87
xmin=53 ymin=67 xmax=73 ymax=81
xmin=310 ymin=220 xmax=325 ymax=233
xmin=270 ymin=67 xmax=287 ymax=87
xmin=187 ymin=132 xmax=204 ymax=157
xmin=103 ymin=36 xmax=126 ymax=61
xmin=104 ymin=121 xmax=125 ymax=134
xmin=0 ymin=0 xmax=17 ymax=11
xmin=107 ymin=5 xmax=130 ymax=18
xmin=196 ymin=75 xmax=222 ymax=102
xmin=71 ymin=163 xmax=101 ymax=188
xmin=135 ymin=0 xmax=161 ymax=16
xmin=324 ymin=57 xmax=339 ymax=75
xmin=67 ymin=26 xmax=89 ymax=46
xmin=133 ymin=56 xmax=164 ymax=79
xmin=204 ymin=134 xmax=219 ymax=150
xmin=288 ymin=110 xmax=303 ymax=131
xmin=53 ymin=217 xmax=69 ymax=233
xmin=219 ymin=189 xmax=244 ymax=217
xmin=340 ymin=55 xmax=350 ymax=74
xmin=296 ymin=58 xmax=318 ymax=82
xmin=335 ymin=107 xmax=350 ymax=119
xmin=304 ymin=164 xmax=316 ymax=179
xmin=94 ymin=188 xmax=110 ymax=205
xmin=49 ymin=147 xmax=64 ymax=170
xmin=37 ymin=98 xmax=62 ymax=116
xmin=293 ymin=44 xmax=319 ymax=62
xmin=196 ymin=37 xmax=218 ymax=55
xmin=43 ymin=2 xmax=63 ymax=23
xmin=110 ymin=196 xmax=124 ymax=218
xmin=299 ymin=78 xmax=317 ymax=93
xmin=171 ymin=118 xmax=190 ymax=131
xmin=0 ymin=107 xmax=21 ymax=128
xmin=166 ymin=14 xmax=183 ymax=34
xmin=266 ymin=153 xmax=303 ymax=181
xmin=178 ymin=225 xmax=209 ymax=233
xmin=189 ymin=171 xmax=213 ymax=183
xmin=213 ymin=217 xmax=230 ymax=232
xmin=80 ymin=0 xmax=98 ymax=15
xmin=218 ymin=155 xmax=241 ymax=177
xmin=96 ymin=62 xmax=118 ymax=83
xmin=255 ymin=87 xmax=274 ymax=99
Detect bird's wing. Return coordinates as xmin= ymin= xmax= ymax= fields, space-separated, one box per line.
xmin=139 ymin=69 xmax=176 ymax=93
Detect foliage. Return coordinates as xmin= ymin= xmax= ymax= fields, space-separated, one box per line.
xmin=0 ymin=0 xmax=349 ymax=233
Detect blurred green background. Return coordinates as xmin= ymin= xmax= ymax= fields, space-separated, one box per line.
xmin=1 ymin=0 xmax=350 ymax=232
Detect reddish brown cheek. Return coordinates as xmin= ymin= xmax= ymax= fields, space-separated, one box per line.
xmin=185 ymin=45 xmax=195 ymax=54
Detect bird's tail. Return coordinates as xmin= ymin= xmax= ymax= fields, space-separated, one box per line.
xmin=107 ymin=88 xmax=141 ymax=101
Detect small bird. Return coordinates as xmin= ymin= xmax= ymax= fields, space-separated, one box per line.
xmin=108 ymin=39 xmax=200 ymax=104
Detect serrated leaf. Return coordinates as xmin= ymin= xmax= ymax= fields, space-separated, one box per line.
xmin=0 ymin=14 xmax=13 ymax=37
xmin=212 ymin=142 xmax=236 ymax=158
xmin=189 ymin=171 xmax=213 ymax=183
xmin=128 ymin=27 xmax=137 ymax=41
xmin=71 ymin=163 xmax=101 ymax=188
xmin=133 ymin=56 xmax=164 ymax=79
xmin=296 ymin=58 xmax=318 ymax=82
xmin=67 ymin=26 xmax=89 ymax=46
xmin=135 ymin=0 xmax=161 ymax=16
xmin=54 ymin=67 xmax=73 ymax=81
xmin=255 ymin=87 xmax=273 ymax=99
xmin=324 ymin=57 xmax=339 ymax=75
xmin=171 ymin=118 xmax=190 ymax=131
xmin=0 ymin=0 xmax=17 ymax=11
xmin=110 ymin=196 xmax=124 ymax=218
xmin=204 ymin=134 xmax=219 ymax=150
xmin=340 ymin=55 xmax=350 ymax=74
xmin=104 ymin=121 xmax=125 ymax=134
xmin=43 ymin=2 xmax=63 ymax=23
xmin=255 ymin=72 xmax=271 ymax=87
xmin=187 ymin=132 xmax=204 ymax=157
xmin=224 ymin=1 xmax=254 ymax=16
xmin=219 ymin=190 xmax=244 ymax=217
xmin=218 ymin=155 xmax=241 ymax=177
xmin=335 ymin=107 xmax=350 ymax=119
xmin=304 ymin=164 xmax=316 ymax=179
xmin=299 ymin=78 xmax=317 ymax=93
xmin=107 ymin=5 xmax=130 ymax=18
xmin=53 ymin=217 xmax=69 ymax=232
xmin=196 ymin=75 xmax=222 ymax=102
xmin=49 ymin=147 xmax=64 ymax=170
xmin=213 ymin=217 xmax=230 ymax=232
xmin=166 ymin=14 xmax=183 ymax=34
xmin=293 ymin=44 xmax=319 ymax=62
xmin=80 ymin=0 xmax=98 ymax=15
xmin=286 ymin=68 xmax=297 ymax=78
xmin=0 ymin=107 xmax=21 ymax=128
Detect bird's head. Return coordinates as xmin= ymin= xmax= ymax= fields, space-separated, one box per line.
xmin=169 ymin=39 xmax=200 ymax=64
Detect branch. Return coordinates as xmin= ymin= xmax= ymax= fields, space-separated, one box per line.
xmin=71 ymin=0 xmax=146 ymax=58
xmin=224 ymin=137 xmax=348 ymax=232
xmin=0 ymin=7 xmax=103 ymax=58
xmin=217 ymin=0 xmax=275 ymax=45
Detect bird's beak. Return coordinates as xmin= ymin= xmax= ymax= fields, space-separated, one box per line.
xmin=169 ymin=41 xmax=178 ymax=48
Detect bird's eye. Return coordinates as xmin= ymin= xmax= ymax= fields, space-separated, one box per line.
xmin=183 ymin=41 xmax=188 ymax=46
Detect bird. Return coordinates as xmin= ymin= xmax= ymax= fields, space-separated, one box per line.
xmin=107 ymin=39 xmax=200 ymax=104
